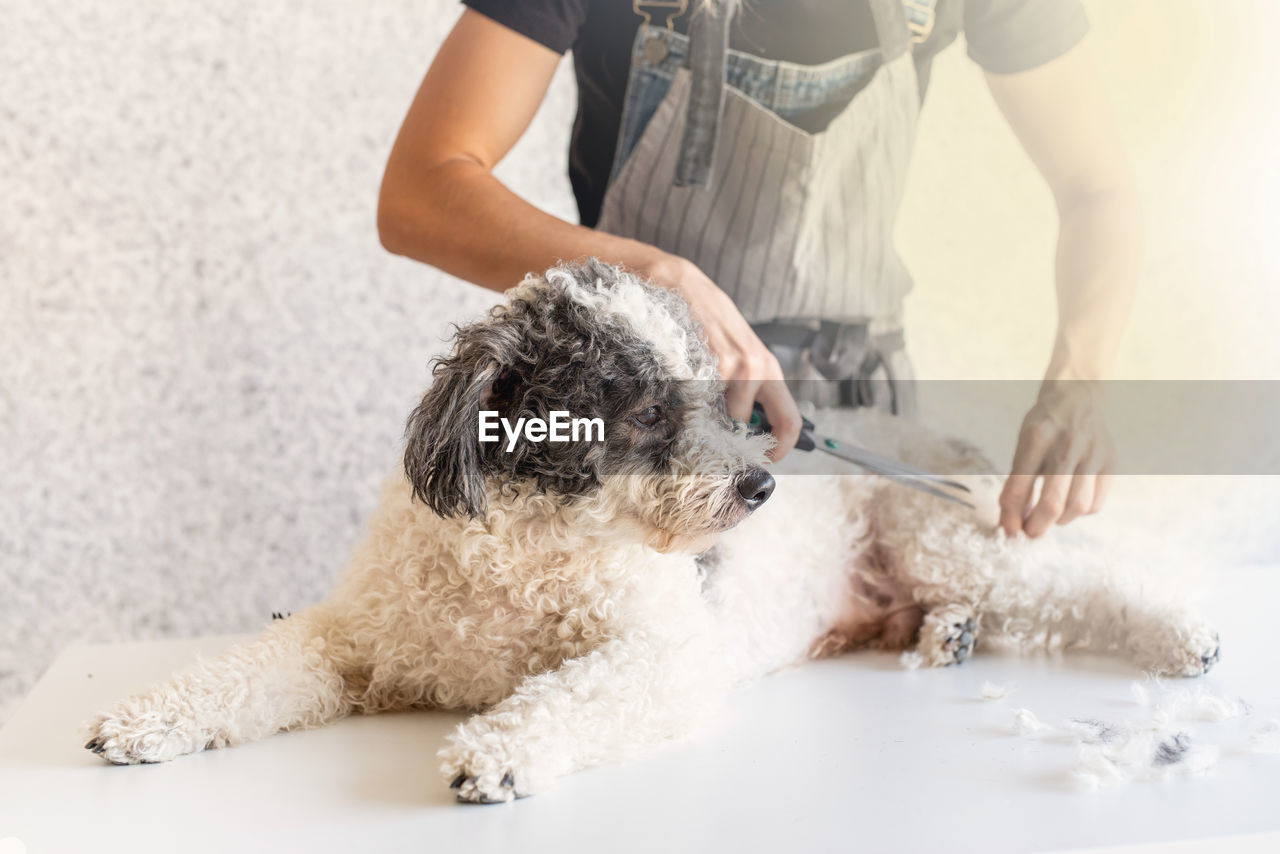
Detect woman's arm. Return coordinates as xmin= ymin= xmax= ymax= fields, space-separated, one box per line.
xmin=378 ymin=9 xmax=801 ymax=456
xmin=377 ymin=9 xmax=651 ymax=285
xmin=984 ymin=37 xmax=1144 ymax=536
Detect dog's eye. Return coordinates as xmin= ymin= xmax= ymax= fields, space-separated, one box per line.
xmin=633 ymin=406 xmax=663 ymax=428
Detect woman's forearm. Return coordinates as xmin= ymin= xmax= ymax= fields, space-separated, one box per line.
xmin=377 ymin=156 xmax=673 ymax=292
xmin=1046 ymin=186 xmax=1144 ymax=382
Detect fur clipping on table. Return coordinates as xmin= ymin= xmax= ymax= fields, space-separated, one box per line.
xmin=981 ymin=681 xmax=1015 ymax=700
xmin=1010 ymin=681 xmax=1268 ymax=789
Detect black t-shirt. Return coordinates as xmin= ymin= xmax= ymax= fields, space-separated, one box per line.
xmin=462 ymin=0 xmax=1089 ymax=227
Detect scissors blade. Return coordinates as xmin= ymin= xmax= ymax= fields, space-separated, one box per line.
xmin=811 ymin=434 xmax=975 ymax=508
xmin=874 ymin=472 xmax=976 ymax=508
xmin=810 ymin=433 xmax=971 ymax=490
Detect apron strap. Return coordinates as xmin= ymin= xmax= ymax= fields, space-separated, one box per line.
xmin=867 ymin=0 xmax=912 ymax=63
xmin=848 ymin=328 xmax=908 ymax=413
xmin=674 ymin=3 xmax=731 ymax=188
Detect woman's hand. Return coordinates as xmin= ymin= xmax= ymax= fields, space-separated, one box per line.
xmin=645 ymin=254 xmax=803 ymax=461
xmin=986 ymin=42 xmax=1140 ymax=537
xmin=999 ymin=381 xmax=1114 ymax=537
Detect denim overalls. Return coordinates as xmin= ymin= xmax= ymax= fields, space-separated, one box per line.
xmin=597 ymin=0 xmax=936 ymax=413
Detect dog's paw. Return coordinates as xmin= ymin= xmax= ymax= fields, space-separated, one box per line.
xmin=915 ymin=609 xmax=979 ymax=667
xmin=1138 ymin=620 xmax=1221 ymax=678
xmin=448 ymin=769 xmax=521 ymax=804
xmin=438 ymin=740 xmax=527 ymax=804
xmin=82 ymin=701 xmax=204 ymax=765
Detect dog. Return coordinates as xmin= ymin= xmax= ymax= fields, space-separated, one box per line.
xmin=83 ymin=259 xmax=1221 ymax=803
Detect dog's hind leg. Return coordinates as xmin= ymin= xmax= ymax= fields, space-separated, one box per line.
xmin=980 ymin=542 xmax=1221 ymax=677
xmin=83 ymin=604 xmax=354 ymax=764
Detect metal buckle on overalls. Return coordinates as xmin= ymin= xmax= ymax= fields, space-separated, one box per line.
xmin=632 ymin=0 xmax=688 ymax=30
xmin=902 ymin=0 xmax=936 ymax=45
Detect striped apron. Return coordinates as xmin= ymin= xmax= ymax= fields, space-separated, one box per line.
xmin=598 ymin=0 xmax=933 ymax=413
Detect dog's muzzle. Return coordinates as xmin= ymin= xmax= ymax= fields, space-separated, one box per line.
xmin=735 ymin=467 xmax=775 ymax=512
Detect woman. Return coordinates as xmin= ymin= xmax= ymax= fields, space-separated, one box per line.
xmin=377 ymin=0 xmax=1140 ymax=538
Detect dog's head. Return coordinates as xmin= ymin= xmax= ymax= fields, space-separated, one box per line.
xmin=404 ymin=258 xmax=774 ymax=551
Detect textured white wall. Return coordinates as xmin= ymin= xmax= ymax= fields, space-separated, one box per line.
xmin=2 ymin=0 xmax=1276 ymax=721
xmin=0 ymin=0 xmax=576 ymax=719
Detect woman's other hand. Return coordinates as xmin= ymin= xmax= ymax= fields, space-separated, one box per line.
xmin=999 ymin=381 xmax=1115 ymax=537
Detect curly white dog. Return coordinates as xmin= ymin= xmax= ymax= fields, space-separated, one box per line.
xmin=83 ymin=259 xmax=1220 ymax=803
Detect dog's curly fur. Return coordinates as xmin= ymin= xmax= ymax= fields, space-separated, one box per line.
xmin=83 ymin=259 xmax=1220 ymax=803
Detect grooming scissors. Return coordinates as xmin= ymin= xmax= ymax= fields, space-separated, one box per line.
xmin=749 ymin=402 xmax=974 ymax=508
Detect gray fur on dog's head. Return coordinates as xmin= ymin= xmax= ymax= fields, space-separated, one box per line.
xmin=404 ymin=258 xmax=770 ymax=539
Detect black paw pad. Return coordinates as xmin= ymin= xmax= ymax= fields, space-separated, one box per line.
xmin=451 ymin=771 xmax=520 ymax=803
xmin=1201 ymin=640 xmax=1221 ymax=672
xmin=947 ymin=618 xmax=978 ymax=664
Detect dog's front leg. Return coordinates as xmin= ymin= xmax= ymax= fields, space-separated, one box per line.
xmin=440 ymin=631 xmax=726 ymax=803
xmin=84 ymin=605 xmax=353 ymax=764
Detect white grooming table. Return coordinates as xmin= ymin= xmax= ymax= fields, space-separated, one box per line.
xmin=2 ymin=567 xmax=1278 ymax=854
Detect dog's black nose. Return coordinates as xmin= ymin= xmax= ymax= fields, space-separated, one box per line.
xmin=736 ymin=468 xmax=775 ymax=511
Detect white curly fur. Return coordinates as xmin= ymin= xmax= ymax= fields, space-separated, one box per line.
xmin=83 ymin=264 xmax=1221 ymax=803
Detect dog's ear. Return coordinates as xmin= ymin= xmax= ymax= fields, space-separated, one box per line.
xmin=403 ymin=321 xmax=520 ymax=519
